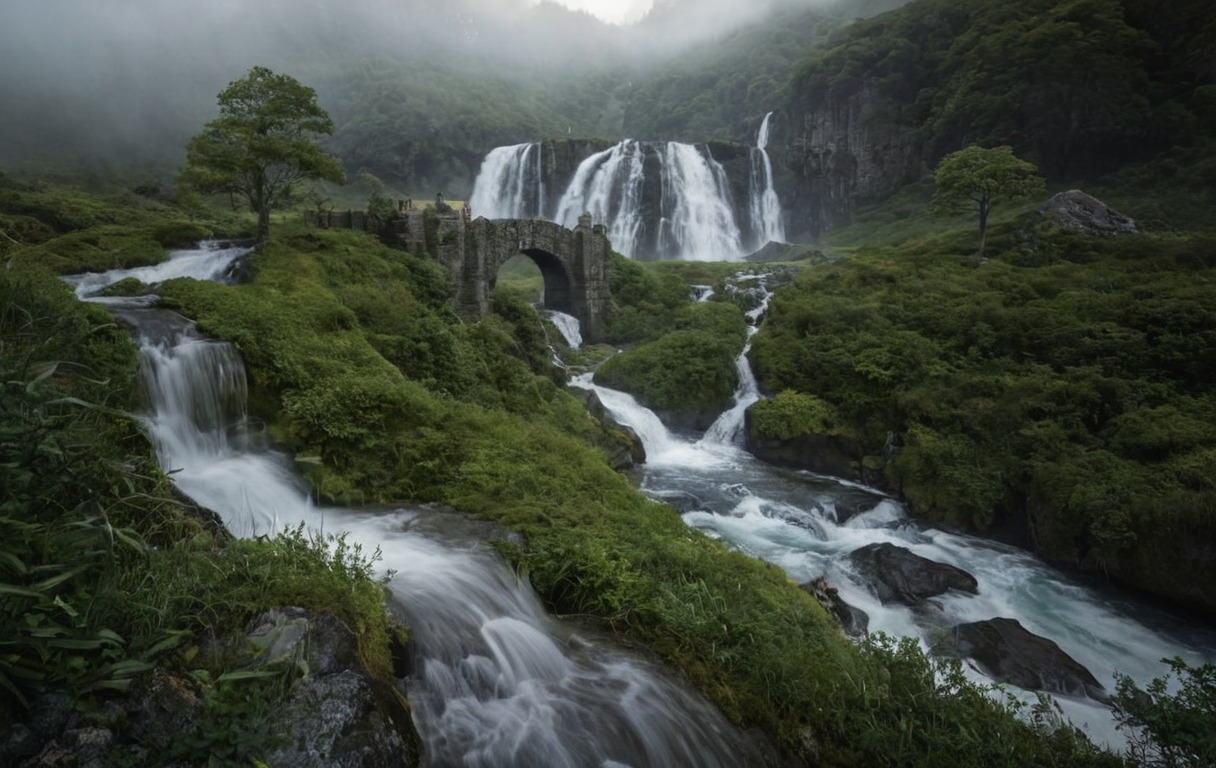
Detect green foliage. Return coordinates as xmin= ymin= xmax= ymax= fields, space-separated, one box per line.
xmin=152 ymin=220 xmax=214 ymax=249
xmin=748 ymin=390 xmax=842 ymax=441
xmin=602 ymin=252 xmax=691 ymax=343
xmin=792 ymin=0 xmax=1214 ymax=192
xmin=594 ymin=301 xmax=748 ymax=428
xmin=181 ymin=66 xmax=345 ymax=243
xmin=932 ymin=145 xmax=1046 ymax=257
xmin=1113 ymin=657 xmax=1216 ymax=767
xmin=751 ymin=231 xmax=1216 ymax=610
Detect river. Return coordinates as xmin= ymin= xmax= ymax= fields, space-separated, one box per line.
xmin=564 ymin=276 xmax=1216 ymax=750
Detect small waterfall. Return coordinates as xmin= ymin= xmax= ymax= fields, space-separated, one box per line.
xmin=748 ymin=113 xmax=785 ymax=250
xmin=700 ymin=277 xmax=771 ymax=447
xmin=469 ymin=142 xmax=543 ymax=219
xmin=658 ymin=142 xmax=744 ymax=262
xmin=544 ymin=310 xmax=582 ymax=349
xmin=62 ymin=240 xmax=248 ymax=299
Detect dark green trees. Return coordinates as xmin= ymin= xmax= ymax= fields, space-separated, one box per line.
xmin=931 ymin=145 xmax=1045 ymax=258
xmin=181 ymin=66 xmax=344 ymax=244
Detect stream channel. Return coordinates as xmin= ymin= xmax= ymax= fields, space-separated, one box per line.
xmin=66 ymin=243 xmax=777 ymax=767
xmin=66 ymin=244 xmax=1216 ymax=761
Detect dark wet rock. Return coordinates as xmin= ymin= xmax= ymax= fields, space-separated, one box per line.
xmin=829 ymin=492 xmax=889 ymax=526
xmin=652 ymin=490 xmax=706 ymax=514
xmin=248 ymin=608 xmax=419 ymax=768
xmin=266 ymin=670 xmax=413 ymax=768
xmin=848 ymin=542 xmax=978 ymax=605
xmin=944 ymin=617 xmax=1106 ymax=699
xmin=246 ymin=607 xmax=360 ymax=675
xmin=801 ymin=577 xmax=869 ymax=637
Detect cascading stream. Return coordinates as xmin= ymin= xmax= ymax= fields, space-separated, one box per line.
xmin=572 ymin=305 xmax=1216 ymax=752
xmin=67 ymin=244 xmax=779 ymax=768
xmin=748 ymin=112 xmax=785 ymax=250
xmin=700 ymin=275 xmax=770 ymax=446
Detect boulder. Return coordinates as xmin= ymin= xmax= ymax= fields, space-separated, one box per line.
xmin=801 ymin=577 xmax=869 ymax=637
xmin=248 ymin=608 xmax=419 ymax=768
xmin=1038 ymin=190 xmax=1137 ymax=236
xmin=944 ymin=617 xmax=1106 ymax=699
xmin=848 ymin=542 xmax=978 ymax=605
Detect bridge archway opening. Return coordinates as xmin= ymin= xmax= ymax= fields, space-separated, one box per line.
xmin=494 ymin=248 xmax=574 ymax=314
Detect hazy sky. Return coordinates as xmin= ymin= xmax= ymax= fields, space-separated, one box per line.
xmin=540 ymin=0 xmax=653 ymax=24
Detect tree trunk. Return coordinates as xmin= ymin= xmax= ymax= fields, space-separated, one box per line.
xmin=256 ymin=205 xmax=271 ymax=245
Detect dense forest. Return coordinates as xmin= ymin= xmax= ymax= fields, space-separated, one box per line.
xmin=3 ymin=0 xmax=1216 ymax=765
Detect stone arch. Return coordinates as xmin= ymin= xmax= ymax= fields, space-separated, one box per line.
xmin=433 ymin=215 xmax=612 ymax=342
xmin=505 ymin=247 xmax=574 ymax=314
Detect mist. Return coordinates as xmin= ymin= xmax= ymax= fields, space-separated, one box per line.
xmin=0 ymin=0 xmax=887 ymax=183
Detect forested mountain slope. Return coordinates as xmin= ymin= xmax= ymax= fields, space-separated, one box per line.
xmin=779 ymin=0 xmax=1216 ymax=235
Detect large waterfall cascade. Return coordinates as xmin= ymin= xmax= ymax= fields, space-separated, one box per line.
xmin=470 ymin=125 xmax=789 ymax=261
xmin=66 ymin=245 xmax=779 ymax=767
xmin=571 ymin=277 xmax=1216 ymax=751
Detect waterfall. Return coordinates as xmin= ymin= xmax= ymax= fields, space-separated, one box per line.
xmin=469 ymin=142 xmax=543 ymax=219
xmin=553 ymin=140 xmax=648 ymax=256
xmin=66 ymin=244 xmax=777 ymax=767
xmin=700 ymin=276 xmax=771 ymax=446
xmin=471 ymin=139 xmax=748 ymax=261
xmin=544 ymin=310 xmax=582 ymax=349
xmin=748 ymin=113 xmax=785 ymax=250
xmin=658 ymin=142 xmax=744 ymax=262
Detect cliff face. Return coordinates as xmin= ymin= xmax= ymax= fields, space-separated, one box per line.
xmin=780 ymin=85 xmax=923 ymax=241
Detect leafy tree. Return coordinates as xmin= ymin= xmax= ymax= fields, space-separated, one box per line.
xmin=931 ymin=145 xmax=1045 ymax=257
xmin=181 ymin=66 xmax=344 ymax=243
xmin=1112 ymin=657 xmax=1216 ymax=767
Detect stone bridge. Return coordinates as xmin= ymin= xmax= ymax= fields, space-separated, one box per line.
xmin=393 ymin=211 xmax=612 ymax=343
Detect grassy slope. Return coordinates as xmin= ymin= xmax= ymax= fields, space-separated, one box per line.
xmin=1 ymin=198 xmax=400 ymax=764
xmin=752 ymin=187 xmax=1216 ymax=617
xmin=154 ymin=220 xmax=1118 ymax=766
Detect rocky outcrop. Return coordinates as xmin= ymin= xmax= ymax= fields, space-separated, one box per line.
xmin=245 ymin=608 xmax=418 ymax=768
xmin=944 ymin=617 xmax=1106 ymax=700
xmin=782 ymin=84 xmax=923 ymax=240
xmin=801 ymin=576 xmax=869 ymax=637
xmin=1036 ymin=190 xmax=1138 ymax=236
xmin=743 ymin=412 xmax=877 ymax=487
xmin=848 ymin=542 xmax=978 ymax=605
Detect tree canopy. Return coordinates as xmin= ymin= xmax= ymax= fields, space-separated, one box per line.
xmin=931 ymin=144 xmax=1044 ymax=257
xmin=180 ymin=66 xmax=344 ymax=243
